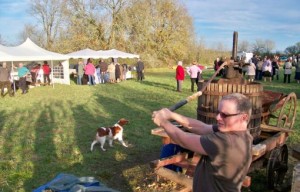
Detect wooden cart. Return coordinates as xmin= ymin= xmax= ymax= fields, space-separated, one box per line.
xmin=150 ymin=90 xmax=297 ymax=191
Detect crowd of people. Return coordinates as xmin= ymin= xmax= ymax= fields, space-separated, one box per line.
xmin=0 ymin=61 xmax=54 ymax=96
xmin=173 ymin=53 xmax=300 ymax=94
xmin=74 ymin=58 xmax=145 ymax=85
xmin=0 ymin=57 xmax=145 ymax=96
xmin=213 ymin=54 xmax=300 ymax=84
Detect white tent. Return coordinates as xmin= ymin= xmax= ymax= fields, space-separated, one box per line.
xmin=0 ymin=49 xmax=15 ymax=61
xmin=66 ymin=48 xmax=100 ymax=59
xmin=98 ymin=49 xmax=139 ymax=59
xmin=66 ymin=48 xmax=139 ymax=59
xmin=0 ymin=38 xmax=70 ymax=85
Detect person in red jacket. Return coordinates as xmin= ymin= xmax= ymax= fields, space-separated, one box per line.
xmin=175 ymin=61 xmax=185 ymax=92
xmin=42 ymin=61 xmax=51 ymax=85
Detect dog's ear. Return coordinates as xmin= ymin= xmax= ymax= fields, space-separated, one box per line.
xmin=119 ymin=118 xmax=129 ymax=125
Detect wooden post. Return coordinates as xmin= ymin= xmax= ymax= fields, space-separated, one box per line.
xmin=232 ymin=31 xmax=238 ymax=60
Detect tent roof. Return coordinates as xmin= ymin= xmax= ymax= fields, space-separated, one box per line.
xmin=0 ymin=50 xmax=15 ymax=61
xmin=98 ymin=49 xmax=139 ymax=59
xmin=66 ymin=48 xmax=140 ymax=59
xmin=0 ymin=38 xmax=69 ymax=62
xmin=66 ymin=48 xmax=100 ymax=59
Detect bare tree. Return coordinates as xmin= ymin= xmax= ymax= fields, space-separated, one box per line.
xmin=238 ymin=40 xmax=250 ymax=52
xmin=252 ymin=39 xmax=266 ymax=55
xmin=264 ymin=39 xmax=275 ymax=53
xmin=285 ymin=42 xmax=300 ymax=55
xmin=97 ymin=0 xmax=128 ymax=48
xmin=19 ymin=24 xmax=43 ymax=44
xmin=29 ymin=0 xmax=67 ymax=49
xmin=252 ymin=39 xmax=275 ymax=54
xmin=55 ymin=0 xmax=107 ymax=52
xmin=0 ymin=34 xmax=6 ymax=45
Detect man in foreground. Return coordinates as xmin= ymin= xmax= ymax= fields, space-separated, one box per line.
xmin=152 ymin=93 xmax=253 ymax=191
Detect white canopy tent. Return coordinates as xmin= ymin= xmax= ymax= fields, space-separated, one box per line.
xmin=0 ymin=38 xmax=70 ymax=85
xmin=66 ymin=48 xmax=139 ymax=60
xmin=66 ymin=48 xmax=100 ymax=59
xmin=98 ymin=49 xmax=139 ymax=59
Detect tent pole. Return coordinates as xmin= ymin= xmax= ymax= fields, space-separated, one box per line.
xmin=51 ymin=60 xmax=54 ymax=88
xmin=11 ymin=61 xmax=16 ymax=94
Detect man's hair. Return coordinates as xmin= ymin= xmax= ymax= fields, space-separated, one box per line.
xmin=222 ymin=93 xmax=252 ymax=123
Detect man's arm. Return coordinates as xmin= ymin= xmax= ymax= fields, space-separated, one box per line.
xmin=157 ymin=120 xmax=208 ymax=155
xmin=152 ymin=108 xmax=214 ymax=154
xmin=153 ymin=108 xmax=213 ymax=135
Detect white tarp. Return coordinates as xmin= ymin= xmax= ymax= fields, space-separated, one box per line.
xmin=0 ymin=38 xmax=69 ymax=61
xmin=0 ymin=49 xmax=14 ymax=61
xmin=66 ymin=48 xmax=100 ymax=59
xmin=98 ymin=49 xmax=139 ymax=59
xmin=0 ymin=38 xmax=70 ymax=85
xmin=67 ymin=48 xmax=139 ymax=59
xmin=237 ymin=51 xmax=253 ymax=63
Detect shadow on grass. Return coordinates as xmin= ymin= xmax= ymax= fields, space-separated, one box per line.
xmin=21 ymin=101 xmax=74 ymax=191
xmin=69 ymin=83 xmax=163 ymax=191
xmin=139 ymin=79 xmax=175 ymax=92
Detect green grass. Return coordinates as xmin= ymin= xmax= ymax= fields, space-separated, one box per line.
xmin=0 ymin=68 xmax=299 ymax=192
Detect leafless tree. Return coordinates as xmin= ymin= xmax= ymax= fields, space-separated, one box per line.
xmin=252 ymin=39 xmax=266 ymax=54
xmin=0 ymin=34 xmax=6 ymax=45
xmin=238 ymin=40 xmax=250 ymax=52
xmin=96 ymin=0 xmax=128 ymax=48
xmin=29 ymin=0 xmax=67 ymax=49
xmin=252 ymin=39 xmax=275 ymax=54
xmin=285 ymin=42 xmax=300 ymax=55
xmin=264 ymin=39 xmax=275 ymax=53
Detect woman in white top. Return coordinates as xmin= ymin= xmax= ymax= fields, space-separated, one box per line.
xmin=283 ymin=57 xmax=293 ymax=83
xmin=246 ymin=62 xmax=256 ymax=82
xmin=262 ymin=57 xmax=272 ymax=82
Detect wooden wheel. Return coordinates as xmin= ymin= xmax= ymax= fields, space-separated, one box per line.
xmin=276 ymin=92 xmax=297 ymax=129
xmin=266 ymin=144 xmax=288 ymax=189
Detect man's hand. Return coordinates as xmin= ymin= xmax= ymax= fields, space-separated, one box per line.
xmin=152 ymin=108 xmax=172 ymax=127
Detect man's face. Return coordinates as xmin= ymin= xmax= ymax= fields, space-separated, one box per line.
xmin=216 ymin=100 xmax=244 ymax=131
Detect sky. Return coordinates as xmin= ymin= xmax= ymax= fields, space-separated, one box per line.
xmin=0 ymin=0 xmax=299 ymax=52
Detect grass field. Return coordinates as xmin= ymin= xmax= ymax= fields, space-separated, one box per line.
xmin=0 ymin=68 xmax=299 ymax=192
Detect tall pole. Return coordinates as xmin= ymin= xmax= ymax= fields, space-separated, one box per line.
xmin=11 ymin=61 xmax=16 ymax=94
xmin=232 ymin=31 xmax=238 ymax=60
xmin=51 ymin=60 xmax=54 ymax=88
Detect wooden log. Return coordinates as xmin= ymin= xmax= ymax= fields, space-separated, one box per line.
xmin=177 ymin=187 xmax=192 ymax=192
xmin=260 ymin=124 xmax=293 ymax=133
xmin=155 ymin=167 xmax=193 ymax=190
xmin=155 ymin=167 xmax=251 ymax=189
xmin=150 ymin=153 xmax=188 ymax=169
xmin=291 ymin=163 xmax=300 ymax=192
xmin=292 ymin=145 xmax=300 ymax=160
xmin=185 ymin=154 xmax=201 ymax=177
xmin=252 ymin=132 xmax=288 ymax=161
xmin=252 ymin=144 xmax=266 ymax=156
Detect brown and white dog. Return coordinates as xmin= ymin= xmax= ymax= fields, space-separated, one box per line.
xmin=90 ymin=118 xmax=129 ymax=151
